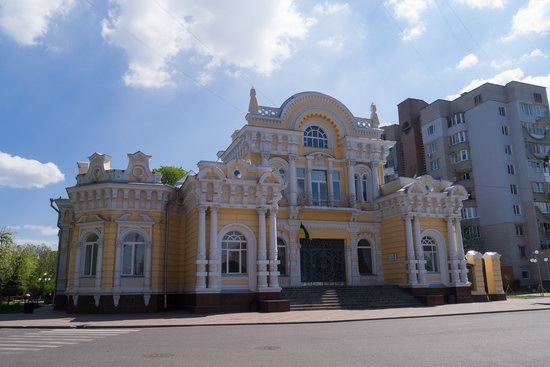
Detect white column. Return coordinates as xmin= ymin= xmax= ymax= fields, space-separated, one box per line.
xmin=455 ymin=217 xmax=469 ymax=284
xmin=356 ymin=174 xmax=364 ymax=203
xmin=447 ymin=216 xmax=460 ymax=285
xmin=413 ymin=216 xmax=426 ymax=284
xmin=73 ymin=241 xmax=82 ymax=291
xmin=327 ymin=159 xmax=334 ymax=207
xmin=268 ymin=209 xmax=280 ymax=288
xmin=94 ymin=239 xmax=103 ymax=290
xmin=289 ymin=155 xmax=297 ymax=206
xmin=289 ymin=223 xmax=301 ymax=287
xmin=144 ymin=241 xmax=152 ymax=289
xmin=208 ymin=206 xmax=219 ymax=289
xmin=306 ymin=156 xmax=313 ymax=206
xmin=114 ymin=240 xmax=122 ymax=290
xmin=261 ymin=151 xmax=269 ymax=167
xmin=257 ymin=208 xmax=268 ymax=289
xmin=404 ymin=215 xmax=418 ymax=285
xmin=196 ymin=206 xmax=207 ymax=289
xmin=372 ymin=160 xmax=380 ymax=200
xmin=347 ymin=160 xmax=356 ymax=207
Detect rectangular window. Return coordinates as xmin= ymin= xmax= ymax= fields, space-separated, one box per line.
xmin=528 ymin=161 xmax=542 ymax=173
xmin=515 ymin=224 xmax=524 ymax=236
xmin=427 ymin=125 xmax=435 ymax=135
xmin=277 ymin=242 xmax=286 ymax=275
xmin=122 ymin=243 xmax=144 ymax=276
xmin=499 ymin=106 xmax=506 ymax=116
xmin=358 ymin=246 xmax=373 ymax=275
xmin=513 ymin=204 xmax=522 ymax=215
xmin=461 ymin=207 xmax=478 ymax=219
xmin=534 ymin=93 xmax=543 ymax=103
xmin=459 ymin=172 xmax=471 ymax=181
xmin=535 ymin=202 xmax=550 ymax=213
xmin=543 ymin=223 xmax=550 ymax=234
xmin=533 ymin=182 xmax=545 ymax=193
xmin=534 ymin=105 xmax=545 ymax=118
xmin=501 ymin=125 xmax=509 ymax=135
xmin=510 ymin=184 xmax=518 ymax=195
xmin=507 ymin=164 xmax=515 ymax=175
xmin=504 ymin=145 xmax=512 ymax=155
xmin=311 ymin=169 xmax=328 ymax=206
xmin=447 ymin=113 xmax=466 ymax=127
xmin=427 ymin=142 xmax=437 ymax=154
xmin=520 ymin=102 xmax=533 ymax=115
xmin=519 ymin=246 xmax=527 ymax=259
xmin=474 ymin=94 xmax=482 ymax=105
xmin=297 ymin=168 xmax=305 ymax=201
xmin=122 ymin=244 xmax=133 ymax=275
xmin=83 ymin=243 xmax=98 ymax=277
xmin=332 ymin=171 xmax=341 ymax=202
xmin=463 ymin=226 xmax=481 ymax=239
xmin=430 ymin=159 xmax=440 ymax=171
xmin=451 ymin=150 xmax=470 ymax=163
xmin=449 ymin=131 xmax=467 ymax=146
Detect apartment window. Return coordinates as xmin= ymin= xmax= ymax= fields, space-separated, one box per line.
xmin=449 ymin=131 xmax=467 ymax=145
xmin=332 ymin=171 xmax=341 ymax=202
xmin=427 ymin=125 xmax=435 ymax=135
xmin=534 ymin=93 xmax=543 ymax=103
xmin=474 ymin=94 xmax=482 ymax=105
xmin=534 ymin=105 xmax=545 ymax=118
xmin=520 ymin=102 xmax=533 ymax=115
xmin=501 ymin=125 xmax=510 ymax=135
xmin=83 ymin=233 xmax=99 ymax=277
xmin=524 ymin=122 xmax=546 ymax=136
xmin=510 ymin=184 xmax=518 ymax=195
xmin=311 ymin=170 xmax=328 ymax=206
xmin=515 ymin=224 xmax=524 ymax=236
xmin=533 ymin=182 xmax=545 ymax=193
xmin=447 ymin=113 xmax=465 ymax=127
xmin=504 ymin=145 xmax=512 ymax=155
xmin=519 ymin=246 xmax=527 ymax=259
xmin=499 ymin=106 xmax=506 ymax=116
xmin=461 ymin=207 xmax=478 ymax=219
xmin=427 ymin=142 xmax=437 ymax=155
xmin=507 ymin=164 xmax=515 ymax=175
xmin=303 ymin=126 xmax=328 ymax=148
xmin=463 ymin=226 xmax=481 ymax=239
xmin=543 ymin=223 xmax=550 ymax=234
xmin=459 ymin=172 xmax=471 ymax=181
xmin=430 ymin=159 xmax=440 ymax=171
xmin=451 ymin=150 xmax=470 ymax=163
xmin=122 ymin=233 xmax=145 ymax=277
xmin=513 ymin=204 xmax=522 ymax=215
xmin=535 ymin=202 xmax=550 ymax=214
xmin=528 ymin=161 xmax=542 ymax=173
xmin=297 ymin=168 xmax=305 ymax=201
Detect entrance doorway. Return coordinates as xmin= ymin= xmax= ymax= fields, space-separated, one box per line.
xmin=300 ymin=239 xmax=345 ymax=286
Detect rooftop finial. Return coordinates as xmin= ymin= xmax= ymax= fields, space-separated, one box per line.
xmin=248 ymin=86 xmax=258 ymax=113
xmin=370 ymin=102 xmax=380 ymax=128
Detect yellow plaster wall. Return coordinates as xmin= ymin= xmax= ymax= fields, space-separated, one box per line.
xmin=380 ymin=216 xmax=407 ymax=284
xmin=183 ymin=208 xmax=198 ymax=289
xmin=222 ymin=278 xmax=248 ymax=286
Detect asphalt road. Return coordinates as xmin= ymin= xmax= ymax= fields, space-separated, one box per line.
xmin=1 ymin=310 xmax=550 ymax=367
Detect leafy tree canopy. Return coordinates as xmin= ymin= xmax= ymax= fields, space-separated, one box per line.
xmin=152 ymin=166 xmax=187 ymax=186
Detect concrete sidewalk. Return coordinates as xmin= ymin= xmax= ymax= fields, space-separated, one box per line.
xmin=1 ymin=297 xmax=550 ymax=329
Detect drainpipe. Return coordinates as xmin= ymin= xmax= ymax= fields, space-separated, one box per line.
xmin=49 ymin=198 xmax=62 ymax=309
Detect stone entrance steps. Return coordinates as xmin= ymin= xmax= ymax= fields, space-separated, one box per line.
xmin=280 ymin=286 xmax=424 ymax=311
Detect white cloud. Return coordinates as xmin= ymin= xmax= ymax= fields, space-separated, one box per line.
xmin=506 ymin=0 xmax=550 ymax=39
xmin=313 ymin=2 xmax=350 ymax=15
xmin=102 ymin=0 xmax=315 ymax=89
xmin=9 ymin=225 xmax=58 ymax=236
xmin=456 ymin=0 xmax=504 ymax=9
xmin=491 ymin=48 xmax=546 ymax=69
xmin=0 ymin=0 xmax=74 ymax=46
xmin=385 ymin=0 xmax=433 ymax=41
xmin=15 ymin=238 xmax=58 ymax=248
xmin=316 ymin=35 xmax=345 ymax=52
xmin=0 ymin=151 xmax=64 ymax=189
xmin=447 ymin=68 xmax=550 ymax=100
xmin=456 ymin=53 xmax=479 ymax=69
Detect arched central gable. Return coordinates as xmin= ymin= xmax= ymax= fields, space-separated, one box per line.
xmin=279 ymin=92 xmax=357 ymax=137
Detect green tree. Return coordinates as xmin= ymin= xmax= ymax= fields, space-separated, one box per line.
xmin=152 ymin=166 xmax=187 ymax=186
xmin=0 ymin=228 xmax=16 ymax=297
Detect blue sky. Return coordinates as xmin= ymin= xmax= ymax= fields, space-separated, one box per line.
xmin=0 ymin=0 xmax=549 ymax=247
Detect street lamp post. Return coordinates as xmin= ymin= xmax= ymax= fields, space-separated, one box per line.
xmin=530 ymin=250 xmax=546 ymax=296
xmin=544 ymin=257 xmax=550 ymax=281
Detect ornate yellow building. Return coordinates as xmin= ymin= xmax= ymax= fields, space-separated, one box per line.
xmin=52 ymin=90 xmax=473 ymax=313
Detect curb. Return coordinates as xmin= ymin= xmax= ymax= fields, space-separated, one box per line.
xmin=1 ymin=306 xmax=550 ymax=329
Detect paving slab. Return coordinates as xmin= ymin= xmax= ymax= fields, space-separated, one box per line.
xmin=1 ymin=297 xmax=549 ymax=329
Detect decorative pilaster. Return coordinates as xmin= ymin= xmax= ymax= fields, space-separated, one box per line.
xmin=94 ymin=238 xmax=104 ymax=291
xmin=261 ymin=151 xmax=269 ymax=167
xmin=372 ymin=160 xmax=380 ymax=199
xmin=306 ymin=156 xmax=313 ymax=206
xmin=327 ymin=158 xmax=334 ymax=207
xmin=347 ymin=160 xmax=356 ymax=207
xmin=454 ymin=217 xmax=469 ymax=284
xmin=413 ymin=216 xmax=426 ymax=284
xmin=208 ymin=206 xmax=220 ymax=289
xmin=288 ymin=154 xmax=298 ymax=207
xmin=268 ymin=209 xmax=280 ymax=288
xmin=404 ymin=214 xmax=418 ymax=285
xmin=73 ymin=241 xmax=82 ymax=291
xmin=447 ymin=216 xmax=460 ymax=285
xmin=196 ymin=206 xmax=207 ymax=289
xmin=113 ymin=240 xmax=122 ymax=297
xmin=143 ymin=240 xmax=152 ymax=305
xmin=257 ymin=208 xmax=269 ymax=289
xmin=288 ymin=221 xmax=301 ymax=287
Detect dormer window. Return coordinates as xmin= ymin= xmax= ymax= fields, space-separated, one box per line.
xmin=304 ymin=126 xmax=328 ymax=148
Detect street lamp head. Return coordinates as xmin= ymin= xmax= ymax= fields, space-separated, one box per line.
xmin=534 ymin=250 xmax=540 ymax=255
xmin=545 ymin=258 xmax=549 ymax=262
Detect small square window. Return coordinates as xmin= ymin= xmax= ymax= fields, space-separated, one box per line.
xmin=534 ymin=93 xmax=543 ymax=103
xmin=504 ymin=145 xmax=512 ymax=155
xmin=515 ymin=224 xmax=524 ymax=236
xmin=513 ymin=204 xmax=522 ymax=215
xmin=502 ymin=126 xmax=510 ymax=135
xmin=519 ymin=246 xmax=527 ymax=258
xmin=510 ymin=184 xmax=518 ymax=195
xmin=499 ymin=106 xmax=506 ymax=116
xmin=427 ymin=125 xmax=435 ymax=135
xmin=474 ymin=94 xmax=482 ymax=105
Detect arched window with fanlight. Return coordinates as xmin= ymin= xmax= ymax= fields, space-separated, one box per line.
xmin=122 ymin=233 xmax=145 ymax=276
xmin=83 ymin=233 xmax=99 ymax=277
xmin=357 ymin=239 xmax=373 ymax=275
xmin=277 ymin=238 xmax=287 ymax=275
xmin=422 ymin=236 xmax=439 ymax=273
xmin=303 ymin=126 xmax=328 ymax=148
xmin=222 ymin=231 xmax=247 ymax=274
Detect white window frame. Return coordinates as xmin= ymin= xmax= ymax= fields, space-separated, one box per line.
xmin=422 ymin=236 xmax=439 ymax=273
xmin=357 ymin=239 xmax=374 ymax=275
xmin=303 ymin=126 xmax=328 ymax=148
xmin=277 ymin=237 xmax=287 ymax=276
xmin=504 ymin=145 xmax=512 ymax=155
xmin=82 ymin=234 xmax=99 ymax=277
xmin=533 ymin=182 xmax=545 ymax=193
xmin=427 ymin=142 xmax=437 ymax=154
xmin=513 ymin=204 xmax=522 ymax=215
xmin=332 ymin=170 xmax=341 ymax=202
xmin=451 ymin=149 xmax=470 ymax=163
xmin=430 ymin=159 xmax=440 ymax=171
xmin=311 ymin=169 xmax=328 ymax=206
xmin=501 ymin=125 xmax=510 ymax=135
xmin=499 ymin=106 xmax=506 ymax=116
xmin=515 ymin=224 xmax=524 ymax=236
xmin=510 ymin=184 xmax=518 ymax=195
xmin=427 ymin=125 xmax=435 ymax=135
xmin=221 ymin=231 xmax=248 ymax=275
xmin=507 ymin=164 xmax=516 ymax=175
xmin=121 ymin=233 xmax=145 ymax=277
xmin=462 ymin=207 xmax=478 ymax=219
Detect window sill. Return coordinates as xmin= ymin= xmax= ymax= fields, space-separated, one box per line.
xmin=121 ymin=275 xmax=144 ymax=278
